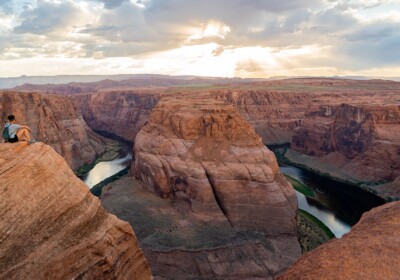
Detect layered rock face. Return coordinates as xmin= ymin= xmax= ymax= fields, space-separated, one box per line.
xmin=133 ymin=95 xmax=298 ymax=234
xmin=212 ymin=90 xmax=311 ymax=144
xmin=289 ymin=104 xmax=400 ymax=188
xmin=0 ymin=142 xmax=151 ymax=279
xmin=279 ymin=201 xmax=400 ymax=280
xmin=212 ymin=78 xmax=400 ymax=145
xmin=101 ymin=177 xmax=301 ymax=279
xmin=73 ymin=91 xmax=159 ymax=142
xmin=98 ymin=94 xmax=301 ymax=278
xmin=0 ymin=91 xmax=107 ymax=170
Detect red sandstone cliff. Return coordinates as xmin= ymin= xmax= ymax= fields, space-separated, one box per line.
xmin=212 ymin=78 xmax=400 ymax=145
xmin=69 ymin=79 xmax=399 ymax=148
xmin=289 ymin=104 xmax=400 ymax=192
xmin=279 ymin=201 xmax=400 ymax=279
xmin=0 ymin=142 xmax=151 ymax=279
xmin=212 ymin=90 xmax=311 ymax=144
xmin=73 ymin=91 xmax=159 ymax=142
xmin=133 ymin=95 xmax=298 ymax=234
xmin=0 ymin=91 xmax=107 ymax=170
xmin=99 ymin=94 xmax=300 ymax=279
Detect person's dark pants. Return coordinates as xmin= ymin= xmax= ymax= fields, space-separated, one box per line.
xmin=8 ymin=135 xmax=18 ymax=143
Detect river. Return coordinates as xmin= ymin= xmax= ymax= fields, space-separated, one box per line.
xmin=82 ymin=153 xmax=132 ymax=188
xmin=81 ymin=143 xmax=385 ymax=239
xmin=275 ymin=151 xmax=385 ymax=238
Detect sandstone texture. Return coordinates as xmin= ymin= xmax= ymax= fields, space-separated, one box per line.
xmin=12 ymin=78 xmax=400 ymax=148
xmin=133 ymin=95 xmax=298 ymax=234
xmin=279 ymin=201 xmax=400 ymax=280
xmin=0 ymin=91 xmax=108 ymax=170
xmin=73 ymin=91 xmax=159 ymax=141
xmin=289 ymin=104 xmax=400 ymax=196
xmin=369 ymin=177 xmax=400 ymax=200
xmin=212 ymin=78 xmax=400 ymax=145
xmin=0 ymin=142 xmax=151 ymax=279
xmin=119 ymin=95 xmax=302 ymax=278
xmin=101 ymin=176 xmax=300 ymax=279
xmin=212 ymin=90 xmax=310 ymax=144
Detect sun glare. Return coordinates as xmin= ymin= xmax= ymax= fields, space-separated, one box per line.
xmin=188 ymin=21 xmax=231 ymax=41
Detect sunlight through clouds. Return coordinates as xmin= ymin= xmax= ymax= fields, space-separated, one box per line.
xmin=1 ymin=0 xmax=400 ymax=77
xmin=188 ymin=21 xmax=231 ymax=41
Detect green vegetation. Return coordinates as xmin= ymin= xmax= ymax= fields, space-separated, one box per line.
xmin=76 ymin=162 xmax=97 ymax=177
xmin=284 ymin=174 xmax=315 ymax=198
xmin=297 ymin=210 xmax=335 ymax=253
xmin=267 ymin=144 xmax=290 ymax=164
xmin=299 ymin=209 xmax=335 ymax=239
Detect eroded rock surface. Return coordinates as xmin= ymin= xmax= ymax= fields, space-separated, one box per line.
xmin=120 ymin=95 xmax=301 ymax=278
xmin=73 ymin=91 xmax=159 ymax=141
xmin=289 ymin=104 xmax=400 ymax=197
xmin=133 ymin=96 xmax=298 ymax=234
xmin=0 ymin=91 xmax=107 ymax=170
xmin=212 ymin=78 xmax=400 ymax=145
xmin=212 ymin=90 xmax=310 ymax=144
xmin=0 ymin=142 xmax=151 ymax=279
xmin=101 ymin=177 xmax=300 ymax=280
xmin=279 ymin=201 xmax=400 ymax=280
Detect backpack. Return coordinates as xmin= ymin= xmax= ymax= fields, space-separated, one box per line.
xmin=3 ymin=124 xmax=10 ymax=142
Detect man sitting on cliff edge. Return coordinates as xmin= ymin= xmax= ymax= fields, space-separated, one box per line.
xmin=4 ymin=114 xmax=35 ymax=144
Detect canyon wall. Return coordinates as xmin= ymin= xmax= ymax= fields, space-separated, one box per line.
xmin=74 ymin=88 xmax=306 ymax=146
xmin=212 ymin=90 xmax=312 ymax=144
xmin=72 ymin=79 xmax=400 ymax=148
xmin=279 ymin=201 xmax=400 ymax=279
xmin=212 ymin=78 xmax=400 ymax=145
xmin=288 ymin=104 xmax=400 ymax=195
xmin=124 ymin=94 xmax=300 ymax=278
xmin=101 ymin=177 xmax=301 ymax=279
xmin=133 ymin=95 xmax=298 ymax=234
xmin=0 ymin=91 xmax=107 ymax=170
xmin=73 ymin=91 xmax=159 ymax=142
xmin=0 ymin=142 xmax=151 ymax=279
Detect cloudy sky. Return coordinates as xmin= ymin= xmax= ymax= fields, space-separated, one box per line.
xmin=1 ymin=0 xmax=400 ymax=77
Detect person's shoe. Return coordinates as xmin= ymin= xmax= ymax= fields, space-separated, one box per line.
xmin=28 ymin=140 xmax=37 ymax=145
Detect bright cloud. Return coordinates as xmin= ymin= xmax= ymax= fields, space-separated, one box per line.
xmin=1 ymin=0 xmax=400 ymax=77
xmin=188 ymin=21 xmax=231 ymax=41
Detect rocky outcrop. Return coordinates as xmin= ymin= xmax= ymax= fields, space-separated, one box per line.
xmin=125 ymin=95 xmax=301 ymax=278
xmin=0 ymin=142 xmax=151 ymax=279
xmin=133 ymin=95 xmax=298 ymax=234
xmin=279 ymin=201 xmax=400 ymax=279
xmin=212 ymin=78 xmax=400 ymax=145
xmin=73 ymin=91 xmax=159 ymax=142
xmin=212 ymin=90 xmax=312 ymax=144
xmin=70 ymin=78 xmax=400 ymax=148
xmin=101 ymin=176 xmax=300 ymax=279
xmin=0 ymin=91 xmax=107 ymax=170
xmin=289 ymin=104 xmax=400 ymax=190
xmin=369 ymin=176 xmax=400 ymax=200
